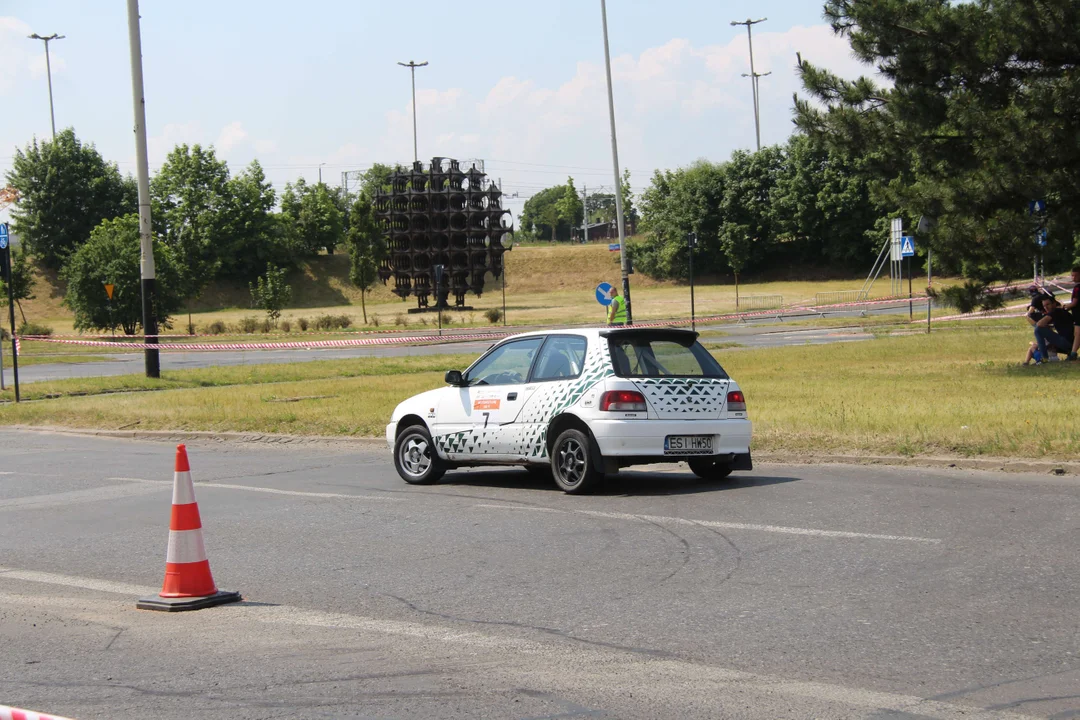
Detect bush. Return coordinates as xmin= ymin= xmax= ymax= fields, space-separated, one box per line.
xmin=394 ymin=313 xmax=407 ymax=326
xmin=336 ymin=314 xmax=352 ymax=329
xmin=205 ymin=320 xmax=228 ymax=335
xmin=442 ymin=314 xmax=454 ymax=325
xmin=186 ymin=322 xmax=197 ymax=335
xmin=370 ymin=314 xmax=380 ymax=327
xmin=930 ymin=281 xmax=1006 ymax=314
xmin=298 ymin=317 xmax=309 ymax=331
xmin=280 ymin=319 xmax=292 ymax=333
xmin=238 ymin=316 xmax=260 ymax=334
xmin=484 ymin=307 xmax=503 ymax=324
xmin=18 ymin=321 xmax=53 ymax=336
xmin=1 ymin=328 xmax=8 ymax=341
xmin=259 ymin=319 xmax=274 ymax=333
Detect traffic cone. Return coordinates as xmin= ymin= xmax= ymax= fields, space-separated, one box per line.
xmin=137 ymin=445 xmax=241 ymax=612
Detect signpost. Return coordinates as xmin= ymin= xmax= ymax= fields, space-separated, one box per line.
xmin=595 ymin=282 xmax=614 ymax=306
xmin=901 ymin=235 xmax=915 ymax=319
xmin=687 ymin=232 xmax=698 ymax=331
xmin=0 ymin=223 xmax=18 ymax=401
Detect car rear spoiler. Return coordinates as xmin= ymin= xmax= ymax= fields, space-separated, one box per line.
xmin=598 ymin=327 xmax=700 ymax=343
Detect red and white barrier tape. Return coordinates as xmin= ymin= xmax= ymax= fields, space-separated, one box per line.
xmin=0 ymin=706 xmax=76 ymax=720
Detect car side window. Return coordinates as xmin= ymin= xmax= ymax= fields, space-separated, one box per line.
xmin=532 ymin=336 xmax=587 ymax=382
xmin=465 ymin=337 xmax=544 ymax=386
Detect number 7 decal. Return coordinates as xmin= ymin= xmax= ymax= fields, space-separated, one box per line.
xmin=482 ymin=412 xmax=490 ymax=428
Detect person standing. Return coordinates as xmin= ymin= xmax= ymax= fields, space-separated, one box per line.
xmin=606 ymin=283 xmax=627 ymax=326
xmin=1062 ymin=266 xmax=1080 ymax=360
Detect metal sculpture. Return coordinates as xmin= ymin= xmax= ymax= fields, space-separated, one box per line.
xmin=375 ymin=158 xmax=513 ymax=311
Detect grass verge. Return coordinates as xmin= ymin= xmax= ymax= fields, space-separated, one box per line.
xmin=1 ymin=327 xmax=1076 ymax=458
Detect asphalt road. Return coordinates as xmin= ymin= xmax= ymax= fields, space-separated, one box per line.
xmin=12 ymin=314 xmax=893 ymax=384
xmin=1 ymin=430 xmax=1077 ymax=719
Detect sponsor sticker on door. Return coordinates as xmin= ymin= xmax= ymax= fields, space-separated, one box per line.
xmin=473 ymin=398 xmax=501 ymax=411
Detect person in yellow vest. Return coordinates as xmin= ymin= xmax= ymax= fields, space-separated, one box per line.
xmin=606 ymin=283 xmax=627 ymax=326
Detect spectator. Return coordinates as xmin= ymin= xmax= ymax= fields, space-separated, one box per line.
xmin=1026 ymin=286 xmax=1054 ymax=327
xmin=1062 ymin=266 xmax=1080 ymax=360
xmin=1032 ymin=296 xmax=1076 ymax=362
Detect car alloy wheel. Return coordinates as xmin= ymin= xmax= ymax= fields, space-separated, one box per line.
xmin=550 ymin=428 xmax=602 ymax=494
xmin=394 ymin=425 xmax=445 ymax=485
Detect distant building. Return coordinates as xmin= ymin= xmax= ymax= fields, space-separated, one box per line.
xmin=572 ymin=219 xmax=637 ymax=242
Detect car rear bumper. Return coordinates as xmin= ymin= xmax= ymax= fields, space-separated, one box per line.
xmin=590 ymin=418 xmax=752 ymax=457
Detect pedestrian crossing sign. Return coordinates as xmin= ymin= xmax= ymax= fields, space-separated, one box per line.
xmin=900 ymin=236 xmax=915 ymax=257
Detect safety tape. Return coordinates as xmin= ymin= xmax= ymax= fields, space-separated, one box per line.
xmin=13 ymin=331 xmax=513 ymax=352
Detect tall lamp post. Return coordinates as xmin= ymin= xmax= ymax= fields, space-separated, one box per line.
xmin=27 ymin=33 xmax=65 ymax=139
xmin=731 ymin=18 xmax=767 ymax=151
xmin=125 ymin=0 xmax=159 ymax=378
xmin=688 ymin=232 xmax=698 ymax=331
xmin=397 ymin=60 xmax=429 ymax=164
xmin=600 ymin=0 xmax=632 ymax=325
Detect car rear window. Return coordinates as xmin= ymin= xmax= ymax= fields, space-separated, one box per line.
xmin=608 ymin=337 xmax=728 ymax=378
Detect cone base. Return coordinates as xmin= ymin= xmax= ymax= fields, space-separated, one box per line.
xmin=136 ymin=589 xmax=241 ymax=612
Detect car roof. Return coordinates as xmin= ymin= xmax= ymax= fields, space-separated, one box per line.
xmin=498 ymin=327 xmax=699 ymax=342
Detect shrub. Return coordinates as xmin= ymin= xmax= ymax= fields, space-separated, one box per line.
xmin=17 ymin=321 xmax=53 ymax=336
xmin=186 ymin=322 xmax=197 ymax=336
xmin=239 ymin=316 xmax=259 ymax=334
xmin=298 ymin=317 xmax=309 ymax=331
xmin=370 ymin=314 xmax=380 ymax=327
xmin=394 ymin=313 xmax=407 ymax=326
xmin=259 ymin=319 xmax=274 ymax=333
xmin=1 ymin=328 xmax=8 ymax=341
xmin=336 ymin=314 xmax=353 ymax=329
xmin=205 ymin=320 xmax=227 ymax=335
xmin=484 ymin=307 xmax=503 ymax=324
xmin=280 ymin=319 xmax=292 ymax=333
xmin=442 ymin=314 xmax=454 ymax=325
xmin=930 ymin=281 xmax=1005 ymax=314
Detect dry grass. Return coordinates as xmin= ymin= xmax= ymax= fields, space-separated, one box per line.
xmin=2 ymin=325 xmax=1077 ymax=459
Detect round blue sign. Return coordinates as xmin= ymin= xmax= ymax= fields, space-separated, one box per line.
xmin=595 ymin=282 xmax=614 ymax=306
xmin=0 ymin=235 xmax=7 ymax=250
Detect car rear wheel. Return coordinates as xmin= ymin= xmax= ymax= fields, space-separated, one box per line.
xmin=550 ymin=429 xmax=604 ymax=494
xmin=394 ymin=425 xmax=445 ymax=485
xmin=688 ymin=458 xmax=734 ymax=480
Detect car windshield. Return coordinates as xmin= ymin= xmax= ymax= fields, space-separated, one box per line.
xmin=608 ymin=336 xmax=728 ymax=378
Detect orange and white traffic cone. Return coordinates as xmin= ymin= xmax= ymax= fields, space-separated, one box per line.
xmin=137 ymin=445 xmax=240 ymax=612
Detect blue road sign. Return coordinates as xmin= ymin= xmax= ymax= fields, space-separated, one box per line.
xmin=900 ymin=236 xmax=916 ymax=257
xmin=595 ymin=282 xmax=614 ymax=306
xmin=608 ymin=243 xmax=620 ymax=252
xmin=1030 ymin=199 xmax=1047 ymax=215
xmin=1036 ymin=228 xmax=1048 ymax=247
xmin=0 ymin=223 xmax=8 ymax=250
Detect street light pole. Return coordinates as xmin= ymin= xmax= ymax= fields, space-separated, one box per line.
xmin=125 ymin=0 xmax=159 ymax=378
xmin=28 ymin=33 xmax=65 ymax=139
xmin=600 ymin=0 xmax=632 ymax=325
xmin=731 ymin=18 xmax=767 ymax=151
xmin=397 ymin=60 xmax=429 ymax=164
xmin=688 ymin=232 xmax=697 ymax=331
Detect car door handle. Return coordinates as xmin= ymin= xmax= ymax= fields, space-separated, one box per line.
xmin=507 ymin=392 xmax=518 ymax=401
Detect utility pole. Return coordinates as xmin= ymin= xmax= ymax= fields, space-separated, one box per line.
xmin=318 ymin=163 xmax=325 ymax=185
xmin=600 ymin=0 xmax=632 ymax=325
xmin=126 ymin=0 xmax=159 ymax=378
xmin=397 ymin=60 xmax=429 ymax=163
xmin=731 ymin=18 xmax=767 ymax=151
xmin=28 ymin=33 xmax=65 ymax=139
xmin=583 ymin=184 xmax=589 ymax=244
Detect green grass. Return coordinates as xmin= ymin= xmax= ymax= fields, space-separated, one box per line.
xmin=2 ymin=327 xmax=1076 ymax=459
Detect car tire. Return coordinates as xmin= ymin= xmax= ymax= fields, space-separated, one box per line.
xmin=394 ymin=424 xmax=445 ymax=485
xmin=688 ymin=458 xmax=734 ymax=480
xmin=550 ymin=428 xmax=604 ymax=494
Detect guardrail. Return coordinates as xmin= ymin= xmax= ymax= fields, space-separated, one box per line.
xmin=739 ymin=295 xmax=783 ymax=310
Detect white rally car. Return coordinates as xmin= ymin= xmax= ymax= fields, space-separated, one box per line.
xmin=386 ymin=327 xmax=752 ymax=494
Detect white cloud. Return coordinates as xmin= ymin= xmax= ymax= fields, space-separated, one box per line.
xmin=216 ymin=121 xmax=248 ymax=152
xmin=0 ymin=17 xmax=35 ymax=95
xmin=146 ymin=122 xmax=203 ymax=164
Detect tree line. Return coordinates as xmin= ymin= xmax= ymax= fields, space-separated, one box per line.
xmin=3 ymin=129 xmax=390 ymax=333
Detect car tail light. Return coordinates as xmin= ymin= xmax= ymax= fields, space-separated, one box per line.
xmin=727 ymin=390 xmax=746 ymax=412
xmin=600 ymin=390 xmax=647 ymax=412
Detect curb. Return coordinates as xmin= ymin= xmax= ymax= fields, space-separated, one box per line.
xmin=8 ymin=426 xmax=1078 ymax=476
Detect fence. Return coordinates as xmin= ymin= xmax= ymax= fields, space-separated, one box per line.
xmin=813 ymin=290 xmax=863 ymax=305
xmin=738 ymin=295 xmax=784 ymax=311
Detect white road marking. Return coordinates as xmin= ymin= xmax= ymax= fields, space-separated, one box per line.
xmin=0 ymin=483 xmax=166 ymax=511
xmin=0 ymin=566 xmax=1035 ymax=720
xmin=108 ymin=477 xmax=398 ymax=502
xmin=474 ymin=504 xmax=941 ymax=543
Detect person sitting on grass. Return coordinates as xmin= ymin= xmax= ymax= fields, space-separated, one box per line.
xmin=1027 ymin=296 xmax=1077 ymax=364
xmin=1025 ymin=287 xmax=1054 ymax=327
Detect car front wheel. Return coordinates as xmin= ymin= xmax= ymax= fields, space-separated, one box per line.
xmin=394 ymin=425 xmax=445 ymax=485
xmin=550 ymin=428 xmax=604 ymax=494
xmin=688 ymin=457 xmax=734 ymax=480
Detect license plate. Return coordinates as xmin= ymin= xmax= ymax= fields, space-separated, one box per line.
xmin=664 ymin=435 xmax=714 ymax=455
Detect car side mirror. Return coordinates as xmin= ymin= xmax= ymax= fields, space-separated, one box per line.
xmin=445 ymin=370 xmax=464 ymax=386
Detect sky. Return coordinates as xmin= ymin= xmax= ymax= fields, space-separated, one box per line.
xmin=1 ymin=1 xmax=873 ymax=226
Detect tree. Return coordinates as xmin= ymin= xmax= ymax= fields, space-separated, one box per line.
xmin=217 ymin=160 xmax=295 ymax=280
xmin=249 ymin=264 xmax=292 ymax=323
xmin=794 ymin=0 xmax=1080 ymax=274
xmin=0 ymin=248 xmax=36 ymax=323
xmin=521 ymin=184 xmax=577 ymax=242
xmin=151 ymin=144 xmax=230 ymax=302
xmin=344 ymin=192 xmax=386 ymax=324
xmin=555 ymin=177 xmax=584 ymax=239
xmin=5 ymin=129 xmax=136 ymax=268
xmin=62 ymin=214 xmax=183 ymax=335
xmin=620 ymin=168 xmax=639 ymax=226
xmin=280 ymin=178 xmax=345 ymax=256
